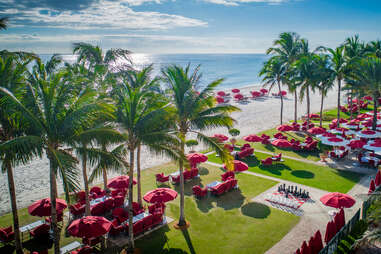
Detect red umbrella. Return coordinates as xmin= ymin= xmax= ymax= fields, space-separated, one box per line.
xmin=243 ymin=134 xmax=262 ymax=142
xmin=334 ymin=212 xmax=342 ymax=232
xmin=280 ymin=90 xmax=287 ymax=96
xmin=216 ymin=96 xmax=224 ymax=103
xmin=271 ymin=139 xmax=292 ymax=148
xmin=295 ymin=248 xmax=301 ymax=254
xmin=308 ymin=236 xmax=315 ymax=254
xmin=260 ymin=88 xmax=268 ymax=94
xmin=363 ymin=96 xmax=372 ymax=101
xmin=143 ymin=188 xmax=178 ymax=203
xmin=300 ymin=240 xmax=310 ymax=254
xmin=276 ymin=124 xmax=293 ymax=132
xmin=232 ymin=88 xmax=240 ymax=93
xmin=322 ymin=132 xmax=337 ymax=138
xmin=362 ymin=129 xmax=376 ymax=135
xmin=28 ymin=198 xmax=67 ymax=217
xmin=212 ymin=134 xmax=229 ymax=142
xmin=320 ymin=192 xmax=356 ymax=208
xmin=309 ymin=114 xmax=320 ymax=119
xmin=308 ymin=127 xmax=326 ymax=135
xmin=332 ymin=118 xmax=348 ymax=124
xmin=375 ymin=170 xmax=381 ymax=186
xmin=349 ymin=139 xmax=366 ymax=149
xmin=187 ymin=153 xmax=208 ymax=167
xmin=338 ymin=208 xmax=345 ymax=229
xmin=223 ymin=160 xmax=249 ymax=172
xmin=313 ymin=230 xmax=324 ymax=253
xmin=251 ymin=91 xmax=261 ymax=97
xmin=234 ymin=93 xmax=244 ymax=100
xmin=368 ymin=179 xmax=376 ymax=194
xmin=224 ymin=143 xmax=234 ymax=152
xmin=107 ymin=175 xmax=137 ymax=189
xmin=68 ymin=216 xmax=112 ymax=238
xmin=217 ymin=91 xmax=226 ymax=96
xmin=324 ymin=221 xmax=337 ymax=243
xmin=357 ymin=113 xmax=371 ymax=119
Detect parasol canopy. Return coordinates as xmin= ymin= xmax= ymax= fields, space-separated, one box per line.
xmin=107 ymin=175 xmax=137 ymax=189
xmin=217 ymin=91 xmax=226 ymax=96
xmin=28 ymin=198 xmax=67 ymax=217
xmin=271 ymin=139 xmax=292 ymax=148
xmin=232 ymin=88 xmax=240 ymax=93
xmin=212 ymin=134 xmax=229 ymax=142
xmin=223 ymin=160 xmax=249 ymax=172
xmin=243 ymin=134 xmax=263 ymax=142
xmin=143 ymin=188 xmax=178 ymax=203
xmin=307 ymin=127 xmax=326 ymax=135
xmin=320 ymin=192 xmax=356 ymax=208
xmin=276 ymin=125 xmax=293 ymax=132
xmin=68 ymin=216 xmax=112 ymax=238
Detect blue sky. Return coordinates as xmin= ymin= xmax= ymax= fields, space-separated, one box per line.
xmin=0 ymin=0 xmax=381 ymax=54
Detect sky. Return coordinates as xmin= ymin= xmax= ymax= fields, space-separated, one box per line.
xmin=0 ymin=0 xmax=381 ymax=54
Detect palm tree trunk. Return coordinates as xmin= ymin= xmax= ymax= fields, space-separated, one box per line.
xmin=294 ymin=90 xmax=298 ymax=122
xmin=320 ymin=93 xmax=324 ymax=127
xmin=278 ymin=81 xmax=283 ymax=125
xmin=349 ymin=90 xmax=353 ymax=120
xmin=82 ymin=150 xmax=91 ymax=216
xmin=178 ymin=131 xmax=186 ymax=226
xmin=337 ymin=78 xmax=341 ymax=128
xmin=137 ymin=144 xmax=142 ymax=207
xmin=48 ymin=151 xmax=60 ymax=254
xmin=306 ymin=87 xmax=310 ymax=126
xmin=102 ymin=167 xmax=108 ymax=190
xmin=373 ymin=94 xmax=378 ymax=131
xmin=127 ymin=147 xmax=135 ymax=254
xmin=5 ymin=159 xmax=23 ymax=254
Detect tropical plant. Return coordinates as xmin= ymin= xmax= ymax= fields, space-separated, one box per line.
xmin=0 ymin=17 xmax=8 ymax=30
xmin=259 ymin=56 xmax=286 ymax=124
xmin=161 ymin=64 xmax=239 ymax=227
xmin=185 ymin=139 xmax=199 ymax=152
xmin=365 ymin=40 xmax=381 ymax=59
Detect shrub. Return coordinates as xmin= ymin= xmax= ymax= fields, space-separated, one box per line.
xmin=228 ymin=128 xmax=240 ymax=137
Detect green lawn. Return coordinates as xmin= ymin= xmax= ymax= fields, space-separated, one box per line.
xmin=208 ymin=152 xmax=363 ymax=193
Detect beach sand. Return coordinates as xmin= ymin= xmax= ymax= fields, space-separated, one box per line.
xmin=0 ymin=85 xmax=342 ymax=214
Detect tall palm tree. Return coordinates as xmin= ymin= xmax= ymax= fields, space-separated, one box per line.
xmin=365 ymin=40 xmax=381 ymax=59
xmin=0 ymin=17 xmax=8 ymax=30
xmin=259 ymin=56 xmax=286 ymax=124
xmin=161 ymin=64 xmax=238 ymax=227
xmin=267 ymin=32 xmax=302 ymax=122
xmin=0 ymin=51 xmax=36 ymax=254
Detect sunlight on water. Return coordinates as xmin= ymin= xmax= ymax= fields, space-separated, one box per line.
xmin=130 ymin=53 xmax=152 ymax=70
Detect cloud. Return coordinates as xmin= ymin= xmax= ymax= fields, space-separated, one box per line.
xmin=202 ymin=0 xmax=288 ymax=6
xmin=123 ymin=0 xmax=164 ymax=6
xmin=0 ymin=0 xmax=207 ymax=30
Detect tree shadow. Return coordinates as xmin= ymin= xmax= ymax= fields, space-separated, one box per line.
xmin=198 ymin=167 xmax=209 ymax=176
xmin=263 ymin=144 xmax=275 ymax=151
xmin=241 ymin=156 xmax=260 ymax=167
xmin=0 ymin=245 xmax=15 ymax=254
xmin=215 ymin=189 xmax=245 ymax=210
xmin=241 ymin=202 xmax=271 ymax=219
xmin=23 ymin=237 xmax=53 ymax=252
xmin=258 ymin=163 xmax=292 ymax=176
xmin=291 ymin=170 xmax=315 ymax=179
xmin=173 ymin=177 xmax=202 ymax=197
xmin=135 ymin=225 xmax=173 ymax=253
xmin=181 ymin=229 xmax=196 ymax=254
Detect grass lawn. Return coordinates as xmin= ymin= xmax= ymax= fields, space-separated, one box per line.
xmin=207 ymin=152 xmax=363 ymax=193
xmin=0 ymin=163 xmax=300 ymax=254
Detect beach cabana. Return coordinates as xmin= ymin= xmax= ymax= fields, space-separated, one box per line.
xmin=320 ymin=192 xmax=355 ymax=209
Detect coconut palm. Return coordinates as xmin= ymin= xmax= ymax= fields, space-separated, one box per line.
xmin=161 ymin=64 xmax=239 ymax=227
xmin=259 ymin=56 xmax=286 ymax=124
xmin=365 ymin=40 xmax=381 ymax=59
xmin=0 ymin=17 xmax=8 ymax=30
xmin=267 ymin=32 xmax=302 ymax=122
xmin=0 ymin=51 xmax=37 ymax=254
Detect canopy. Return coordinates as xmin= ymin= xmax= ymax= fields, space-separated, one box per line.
xmin=223 ymin=160 xmax=249 ymax=172
xmin=357 ymin=113 xmax=372 ymax=119
xmin=363 ymin=141 xmax=381 ymax=152
xmin=320 ymin=192 xmax=356 ymax=208
xmin=143 ymin=188 xmax=178 ymax=203
xmin=243 ymin=134 xmax=262 ymax=142
xmin=234 ymin=93 xmax=244 ymax=100
xmin=217 ymin=91 xmax=226 ymax=96
xmin=307 ymin=127 xmax=326 ymax=135
xmin=342 ymin=122 xmax=362 ymax=129
xmin=313 ymin=230 xmax=324 ymax=253
xmin=68 ymin=216 xmax=112 ymax=238
xmin=251 ymin=91 xmax=261 ymax=97
xmin=332 ymin=118 xmax=348 ymax=124
xmin=28 ymin=198 xmax=67 ymax=217
xmin=276 ymin=125 xmax=293 ymax=132
xmin=212 ymin=134 xmax=229 ymax=142
xmin=280 ymin=90 xmax=287 ymax=96
xmin=216 ymin=96 xmax=224 ymax=103
xmin=187 ymin=153 xmax=208 ymax=165
xmin=368 ymin=179 xmax=376 ymax=194
xmin=363 ymin=95 xmax=372 ymax=101
xmin=321 ymin=137 xmax=349 ymax=147
xmin=260 ymin=88 xmax=268 ymax=94
xmin=271 ymin=139 xmax=292 ymax=148
xmin=224 ymin=143 xmax=234 ymax=152
xmin=324 ymin=221 xmax=337 ymax=244
xmin=309 ymin=114 xmax=320 ymax=119
xmin=107 ymin=175 xmax=137 ymax=189
xmin=356 ymin=129 xmax=381 ymax=139
xmin=349 ymin=139 xmax=366 ymax=149
xmin=232 ymin=88 xmax=240 ymax=93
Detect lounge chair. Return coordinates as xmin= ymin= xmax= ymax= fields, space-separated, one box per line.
xmin=109 ymin=218 xmax=124 ymax=236
xmin=221 ymin=171 xmax=235 ymax=182
xmin=261 ymin=157 xmax=273 ymax=166
xmin=155 ymin=173 xmax=170 ymax=185
xmin=132 ymin=202 xmax=145 ymax=216
xmin=30 ymin=223 xmax=50 ymax=240
xmin=171 ymin=175 xmax=180 ymax=185
xmin=192 ymin=185 xmax=208 ymax=198
xmin=142 ymin=214 xmax=154 ymax=231
xmin=0 ymin=226 xmax=14 ymax=244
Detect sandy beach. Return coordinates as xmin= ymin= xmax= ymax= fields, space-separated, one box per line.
xmin=0 ymin=85 xmax=342 ymax=215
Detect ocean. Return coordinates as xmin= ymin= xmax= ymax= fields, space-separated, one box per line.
xmin=40 ymin=53 xmax=269 ymax=89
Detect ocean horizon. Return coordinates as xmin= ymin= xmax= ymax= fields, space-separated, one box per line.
xmin=40 ymin=53 xmax=269 ymax=89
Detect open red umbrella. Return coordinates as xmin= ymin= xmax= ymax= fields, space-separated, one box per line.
xmin=216 ymin=96 xmax=224 ymax=103
xmin=313 ymin=230 xmax=324 ymax=253
xmin=232 ymin=88 xmax=240 ymax=93
xmin=368 ymin=179 xmax=376 ymax=194
xmin=223 ymin=160 xmax=248 ymax=172
xmin=349 ymin=139 xmax=366 ymax=149
xmin=212 ymin=134 xmax=229 ymax=142
xmin=300 ymin=240 xmax=311 ymax=254
xmin=357 ymin=113 xmax=371 ymax=119
xmin=234 ymin=93 xmax=244 ymax=100
xmin=260 ymin=88 xmax=268 ymax=94
xmin=68 ymin=216 xmax=112 ymax=238
xmin=276 ymin=124 xmax=293 ymax=132
xmin=320 ymin=192 xmax=356 ymax=208
xmin=308 ymin=127 xmax=326 ymax=135
xmin=243 ymin=134 xmax=262 ymax=142
xmin=324 ymin=221 xmax=337 ymax=244
xmin=187 ymin=153 xmax=208 ymax=167
xmin=107 ymin=175 xmax=137 ymax=189
xmin=28 ymin=198 xmax=67 ymax=217
xmin=375 ymin=170 xmax=381 ymax=186
xmin=363 ymin=96 xmax=373 ymax=101
xmin=332 ymin=118 xmax=348 ymax=124
xmin=251 ymin=91 xmax=261 ymax=97
xmin=271 ymin=139 xmax=292 ymax=148
xmin=217 ymin=91 xmax=226 ymax=96
xmin=143 ymin=188 xmax=178 ymax=203
xmin=280 ymin=90 xmax=287 ymax=96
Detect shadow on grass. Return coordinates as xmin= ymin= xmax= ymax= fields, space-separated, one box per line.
xmin=198 ymin=167 xmax=209 ymax=176
xmin=195 ymin=189 xmax=246 ymax=213
xmin=258 ymin=163 xmax=292 ymax=176
xmin=23 ymin=237 xmax=53 ymax=252
xmin=241 ymin=202 xmax=271 ymax=219
xmin=291 ymin=170 xmax=315 ymax=179
xmin=173 ymin=178 xmax=202 ymax=197
xmin=181 ymin=229 xmax=196 ymax=254
xmin=135 ymin=225 xmax=173 ymax=253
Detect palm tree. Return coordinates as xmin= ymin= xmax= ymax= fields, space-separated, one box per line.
xmin=259 ymin=56 xmax=286 ymax=124
xmin=0 ymin=17 xmax=8 ymax=30
xmin=161 ymin=64 xmax=239 ymax=227
xmin=267 ymin=32 xmax=302 ymax=122
xmin=1 ymin=55 xmax=114 ymax=254
xmin=0 ymin=51 xmax=36 ymax=254
xmin=365 ymin=40 xmax=381 ymax=59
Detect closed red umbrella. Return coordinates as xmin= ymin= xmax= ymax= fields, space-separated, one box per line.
xmin=308 ymin=236 xmax=315 ymax=254
xmin=217 ymin=91 xmax=226 ymax=96
xmin=243 ymin=134 xmax=262 ymax=143
xmin=368 ymin=179 xmax=376 ymax=194
xmin=300 ymin=240 xmax=311 ymax=254
xmin=187 ymin=153 xmax=208 ymax=167
xmin=232 ymin=88 xmax=240 ymax=93
xmin=68 ymin=216 xmax=112 ymax=238
xmin=212 ymin=134 xmax=229 ymax=142
xmin=313 ymin=230 xmax=324 ymax=253
xmin=28 ymin=198 xmax=67 ymax=217
xmin=216 ymin=96 xmax=224 ymax=103
xmin=143 ymin=188 xmax=178 ymax=203
xmin=277 ymin=124 xmax=293 ymax=132
xmin=339 ymin=208 xmax=345 ymax=229
xmin=375 ymin=170 xmax=381 ymax=186
xmin=295 ymin=248 xmax=301 ymax=254
xmin=308 ymin=127 xmax=326 ymax=135
xmin=271 ymin=139 xmax=292 ymax=148
xmin=320 ymin=192 xmax=356 ymax=208
xmin=334 ymin=212 xmax=342 ymax=232
xmin=107 ymin=175 xmax=137 ymax=189
xmin=324 ymin=221 xmax=337 ymax=244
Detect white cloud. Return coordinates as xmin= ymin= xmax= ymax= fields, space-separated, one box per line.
xmin=1 ymin=0 xmax=207 ymax=30
xmin=123 ymin=0 xmax=164 ymax=6
xmin=203 ymin=0 xmax=288 ymax=6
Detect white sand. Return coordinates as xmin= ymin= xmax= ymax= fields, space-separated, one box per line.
xmin=0 ymin=85 xmax=341 ymax=215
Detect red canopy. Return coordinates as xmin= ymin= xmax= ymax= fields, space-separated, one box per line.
xmin=307 ymin=127 xmax=326 ymax=135
xmin=251 ymin=91 xmax=261 ymax=97
xmin=143 ymin=188 xmax=178 ymax=203
xmin=335 ymin=127 xmax=348 ymax=132
xmin=363 ymin=96 xmax=372 ymax=101
xmin=187 ymin=153 xmax=208 ymax=167
xmin=309 ymin=114 xmax=320 ymax=119
xmin=280 ymin=90 xmax=287 ymax=96
xmin=332 ymin=118 xmax=348 ymax=124
xmin=212 ymin=134 xmax=229 ymax=142
xmin=368 ymin=179 xmax=376 ymax=194
xmin=357 ymin=113 xmax=371 ymax=119
xmin=68 ymin=216 xmax=112 ymax=238
xmin=370 ymin=142 xmax=381 ymax=147
xmin=243 ymin=134 xmax=262 ymax=142
xmin=362 ymin=129 xmax=376 ymax=135
xmin=322 ymin=132 xmax=337 ymax=138
xmin=271 ymin=139 xmax=292 ymax=148
xmin=300 ymin=240 xmax=310 ymax=254
xmin=349 ymin=139 xmax=366 ymax=149
xmin=224 ymin=143 xmax=234 ymax=152
xmin=234 ymin=93 xmax=244 ymax=100
xmin=327 ymin=137 xmax=344 ymax=143
xmin=217 ymin=91 xmax=226 ymax=96
xmin=276 ymin=125 xmax=293 ymax=132
xmin=308 ymin=236 xmax=315 ymax=254
xmin=320 ymin=192 xmax=356 ymax=208
xmin=260 ymin=88 xmax=268 ymax=94
xmin=324 ymin=220 xmax=337 ymax=244
xmin=223 ymin=160 xmax=249 ymax=172
xmin=313 ymin=230 xmax=324 ymax=253
xmin=375 ymin=170 xmax=381 ymax=186
xmin=216 ymin=96 xmax=224 ymax=103
xmin=232 ymin=88 xmax=240 ymax=93
xmin=107 ymin=175 xmax=137 ymax=189
xmin=28 ymin=198 xmax=67 ymax=217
